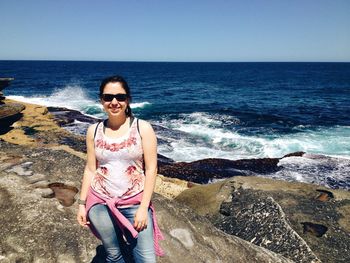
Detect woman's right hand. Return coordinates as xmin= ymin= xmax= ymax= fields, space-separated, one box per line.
xmin=77 ymin=205 xmax=90 ymax=227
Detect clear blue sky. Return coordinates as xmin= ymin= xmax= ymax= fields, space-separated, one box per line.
xmin=0 ymin=0 xmax=349 ymax=62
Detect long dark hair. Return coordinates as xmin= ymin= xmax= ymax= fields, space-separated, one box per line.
xmin=99 ymin=75 xmax=132 ymax=117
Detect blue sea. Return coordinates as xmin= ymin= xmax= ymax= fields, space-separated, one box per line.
xmin=1 ymin=61 xmax=350 ymax=189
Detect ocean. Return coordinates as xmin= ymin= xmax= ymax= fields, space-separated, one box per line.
xmin=1 ymin=60 xmax=350 ymax=189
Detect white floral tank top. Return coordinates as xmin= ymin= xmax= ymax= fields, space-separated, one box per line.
xmin=91 ymin=118 xmax=145 ymax=199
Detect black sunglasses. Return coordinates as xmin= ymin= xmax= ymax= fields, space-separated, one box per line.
xmin=101 ymin=93 xmax=128 ymax=102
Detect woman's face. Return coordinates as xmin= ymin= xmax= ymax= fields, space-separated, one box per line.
xmin=101 ymin=82 xmax=129 ymax=116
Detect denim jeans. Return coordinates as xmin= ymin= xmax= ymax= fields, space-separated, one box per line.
xmin=88 ymin=204 xmax=156 ymax=263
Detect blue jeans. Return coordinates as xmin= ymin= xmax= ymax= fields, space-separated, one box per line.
xmin=88 ymin=204 xmax=156 ymax=263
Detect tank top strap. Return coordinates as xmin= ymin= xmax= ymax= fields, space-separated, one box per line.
xmin=130 ymin=117 xmax=141 ymax=137
xmin=129 ymin=116 xmax=135 ymax=127
xmin=94 ymin=120 xmax=105 ymax=141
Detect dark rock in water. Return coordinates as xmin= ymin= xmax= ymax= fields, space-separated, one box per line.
xmin=159 ymin=157 xmax=282 ymax=184
xmin=0 ymin=92 xmax=5 ymax=102
xmin=157 ymin=153 xmax=175 ymax=165
xmin=0 ymin=78 xmax=14 ymax=91
xmin=282 ymin=151 xmax=305 ymax=158
xmin=0 ymin=78 xmax=14 ymax=104
xmin=160 ymin=152 xmax=350 ymax=191
xmin=0 ymin=103 xmax=25 ymax=135
xmin=47 ymin=106 xmax=100 ymax=126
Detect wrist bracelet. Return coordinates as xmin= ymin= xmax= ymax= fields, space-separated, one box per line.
xmin=78 ymin=198 xmax=86 ymax=205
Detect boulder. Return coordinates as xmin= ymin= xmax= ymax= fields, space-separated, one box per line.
xmin=0 ymin=103 xmax=25 ymax=120
xmin=0 ymin=91 xmax=5 ymax=101
xmin=0 ymin=78 xmax=14 ymax=91
xmin=47 ymin=107 xmax=99 ymax=126
xmin=158 ymin=153 xmax=306 ymax=184
xmin=0 ymin=78 xmax=14 ymax=104
xmin=158 ymin=157 xmax=279 ymax=184
xmin=216 ymin=190 xmax=320 ymax=263
xmin=175 ymin=176 xmax=350 ymax=263
xmin=0 ymin=103 xmax=25 ymax=135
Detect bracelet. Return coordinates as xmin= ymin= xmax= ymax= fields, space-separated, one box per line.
xmin=77 ymin=198 xmax=86 ymax=205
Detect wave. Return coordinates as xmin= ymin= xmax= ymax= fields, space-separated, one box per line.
xmin=266 ymin=154 xmax=350 ymax=189
xmin=155 ymin=112 xmax=350 ymax=162
xmin=8 ymin=85 xmax=152 ymax=118
xmin=131 ymin=102 xmax=152 ymax=109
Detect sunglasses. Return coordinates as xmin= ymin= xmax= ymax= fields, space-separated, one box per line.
xmin=101 ymin=93 xmax=128 ymax=102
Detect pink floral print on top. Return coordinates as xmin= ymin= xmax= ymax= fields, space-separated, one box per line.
xmin=91 ymin=167 xmax=111 ymax=197
xmin=91 ymin=118 xmax=145 ymax=199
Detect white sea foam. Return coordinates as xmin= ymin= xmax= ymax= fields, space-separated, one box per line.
xmin=8 ymin=85 xmax=97 ymax=111
xmin=263 ymin=154 xmax=350 ymax=189
xmin=156 ymin=112 xmax=350 ymax=162
xmin=131 ymin=102 xmax=152 ymax=109
xmin=8 ymin=85 xmax=152 ymax=116
xmin=158 ymin=141 xmax=239 ymax=163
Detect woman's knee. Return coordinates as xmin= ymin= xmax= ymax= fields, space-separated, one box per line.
xmin=105 ymin=247 xmax=124 ymax=263
xmin=133 ymin=247 xmax=156 ymax=263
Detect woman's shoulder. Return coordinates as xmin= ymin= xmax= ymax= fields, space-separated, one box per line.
xmin=135 ymin=118 xmax=155 ymax=137
xmin=86 ymin=121 xmax=103 ymax=138
xmin=135 ymin=118 xmax=152 ymax=129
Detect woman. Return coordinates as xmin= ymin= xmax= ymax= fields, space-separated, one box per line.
xmin=77 ymin=76 xmax=163 ymax=263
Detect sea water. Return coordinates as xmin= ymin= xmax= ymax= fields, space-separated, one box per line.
xmin=1 ymin=61 xmax=349 ymax=189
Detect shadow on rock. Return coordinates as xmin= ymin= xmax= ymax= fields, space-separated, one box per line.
xmin=0 ymin=113 xmax=23 ymax=135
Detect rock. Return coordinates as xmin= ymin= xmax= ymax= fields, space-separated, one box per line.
xmin=0 ymin=103 xmax=25 ymax=135
xmin=155 ymin=174 xmax=194 ymax=200
xmin=0 ymin=140 xmax=292 ymax=263
xmin=0 ymin=92 xmax=5 ymax=101
xmin=0 ymin=78 xmax=14 ymax=91
xmin=159 ymin=157 xmax=282 ymax=184
xmin=0 ymin=100 xmax=89 ymax=151
xmin=0 ymin=103 xmax=25 ymax=119
xmin=154 ymin=194 xmax=292 ymax=263
xmin=176 ymin=176 xmax=350 ymax=263
xmin=47 ymin=107 xmax=99 ymax=126
xmin=6 ymin=161 xmax=33 ymax=176
xmin=282 ymin=151 xmax=305 ymax=158
xmin=216 ymin=190 xmax=320 ymax=263
xmin=157 ymin=154 xmax=175 ymax=165
xmin=0 ymin=78 xmax=14 ymax=105
xmin=159 ymin=153 xmax=350 ymax=191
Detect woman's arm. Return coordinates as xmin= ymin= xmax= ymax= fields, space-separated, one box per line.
xmin=77 ymin=124 xmax=97 ymax=227
xmin=134 ymin=120 xmax=158 ymax=231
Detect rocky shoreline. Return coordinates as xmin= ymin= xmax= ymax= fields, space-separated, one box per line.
xmin=0 ymin=99 xmax=349 ymax=263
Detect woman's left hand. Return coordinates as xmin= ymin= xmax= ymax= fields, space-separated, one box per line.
xmin=134 ymin=206 xmax=149 ymax=232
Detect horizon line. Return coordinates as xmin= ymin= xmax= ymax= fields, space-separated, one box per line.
xmin=0 ymin=59 xmax=349 ymax=63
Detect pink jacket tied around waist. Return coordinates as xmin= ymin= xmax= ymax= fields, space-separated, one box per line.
xmin=86 ymin=187 xmax=165 ymax=256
